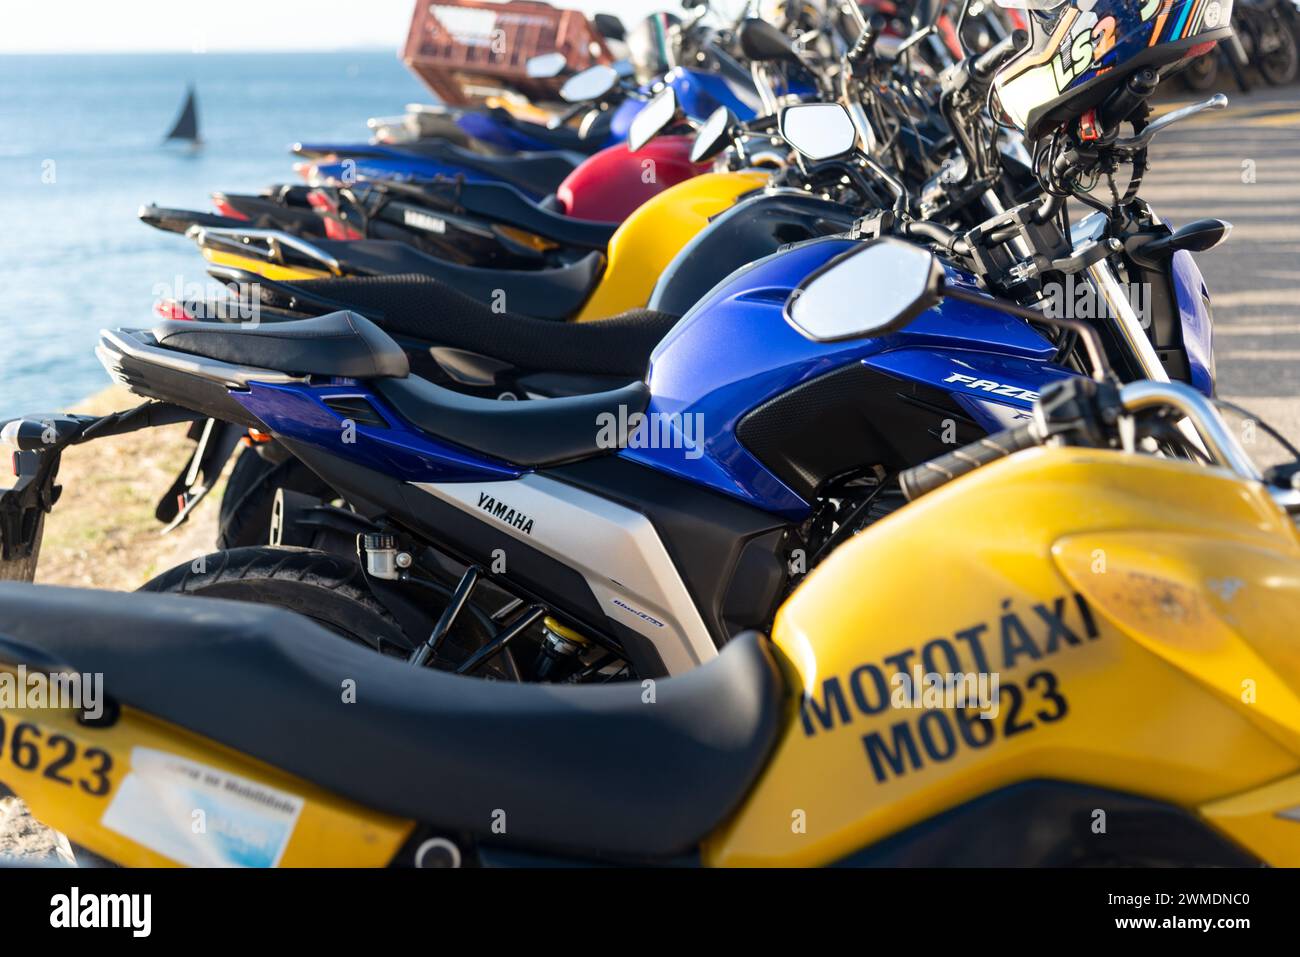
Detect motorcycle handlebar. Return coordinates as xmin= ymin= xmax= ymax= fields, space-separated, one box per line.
xmin=898 ymin=380 xmax=1265 ymax=503
xmin=899 ymin=423 xmax=1040 ymax=501
xmin=970 ymin=29 xmax=1028 ymax=84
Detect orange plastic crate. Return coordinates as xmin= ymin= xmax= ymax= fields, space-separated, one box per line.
xmin=402 ymin=0 xmax=612 ymax=106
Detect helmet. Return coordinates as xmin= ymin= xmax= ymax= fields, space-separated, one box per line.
xmin=627 ymin=13 xmax=684 ymax=85
xmin=993 ymin=0 xmax=1235 ymax=140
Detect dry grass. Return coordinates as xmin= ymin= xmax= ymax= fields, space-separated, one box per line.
xmin=34 ymin=386 xmax=234 ymax=591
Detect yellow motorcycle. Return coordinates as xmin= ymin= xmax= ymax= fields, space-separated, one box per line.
xmin=3 ymin=241 xmax=1298 ymax=867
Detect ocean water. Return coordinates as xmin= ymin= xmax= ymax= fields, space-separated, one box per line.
xmin=0 ymin=52 xmax=430 ymax=418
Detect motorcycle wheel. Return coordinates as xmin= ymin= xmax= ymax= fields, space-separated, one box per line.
xmin=140 ymin=547 xmax=508 ymax=673
xmin=217 ymin=446 xmax=333 ymax=550
xmin=140 ymin=547 xmax=412 ymax=656
xmin=1182 ymin=51 xmax=1220 ymax=91
xmin=1259 ymin=20 xmax=1299 ymax=85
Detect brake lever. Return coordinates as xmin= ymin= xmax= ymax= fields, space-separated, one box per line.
xmin=1112 ymin=93 xmax=1227 ymax=151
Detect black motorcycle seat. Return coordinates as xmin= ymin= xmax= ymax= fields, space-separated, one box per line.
xmin=152 ymin=311 xmax=410 ymax=379
xmin=309 ymin=240 xmax=604 ymax=321
xmin=486 ymin=106 xmax=613 ymax=156
xmin=138 ymin=204 xmax=264 ymax=236
xmin=374 ymin=374 xmax=649 ymax=466
xmin=396 ymin=179 xmax=617 ymax=249
xmin=384 ymin=140 xmax=578 ymax=197
xmin=0 ymin=584 xmax=785 ymax=860
xmin=285 ymin=273 xmax=678 ymax=378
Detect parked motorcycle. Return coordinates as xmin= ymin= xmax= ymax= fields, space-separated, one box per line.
xmin=2 ymin=240 xmax=1298 ymax=867
xmin=0 ymin=0 xmax=1238 ymax=678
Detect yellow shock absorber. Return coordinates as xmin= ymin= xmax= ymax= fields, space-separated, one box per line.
xmin=542 ymin=616 xmax=590 ymax=648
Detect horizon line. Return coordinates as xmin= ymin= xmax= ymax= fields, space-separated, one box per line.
xmin=0 ymin=46 xmax=404 ymax=56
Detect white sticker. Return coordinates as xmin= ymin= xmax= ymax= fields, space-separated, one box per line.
xmin=101 ymin=747 xmax=304 ymax=867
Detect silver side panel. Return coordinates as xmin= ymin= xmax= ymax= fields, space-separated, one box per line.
xmin=410 ymin=474 xmax=718 ymax=675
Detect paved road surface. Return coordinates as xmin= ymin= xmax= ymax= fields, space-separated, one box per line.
xmin=1145 ymin=85 xmax=1300 ymax=451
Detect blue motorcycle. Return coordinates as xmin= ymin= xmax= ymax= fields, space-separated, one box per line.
xmin=0 ymin=165 xmax=1219 ymax=680
xmin=295 ymin=63 xmax=770 ymax=198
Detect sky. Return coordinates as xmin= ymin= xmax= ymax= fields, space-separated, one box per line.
xmin=0 ymin=1 xmax=746 ymax=54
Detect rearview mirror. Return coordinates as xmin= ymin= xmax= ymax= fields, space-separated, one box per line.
xmin=593 ymin=13 xmax=626 ymax=43
xmin=737 ymin=17 xmax=799 ymax=63
xmin=560 ymin=64 xmax=619 ymax=103
xmin=526 ymin=52 xmax=568 ymax=79
xmin=690 ymin=106 xmax=736 ymax=164
xmin=911 ymin=0 xmax=943 ymax=31
xmin=627 ymin=87 xmax=679 ymax=152
xmin=780 ymin=103 xmax=857 ymax=161
xmin=786 ymin=238 xmax=945 ymax=342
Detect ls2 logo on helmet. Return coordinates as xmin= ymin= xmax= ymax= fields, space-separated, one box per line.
xmin=1050 ymin=0 xmax=1166 ymax=94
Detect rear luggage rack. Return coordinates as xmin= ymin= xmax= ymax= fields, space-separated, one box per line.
xmin=187 ymin=226 xmax=344 ymax=276
xmin=97 ymin=327 xmax=308 ymax=389
xmin=1 ymin=404 xmax=200 ymax=581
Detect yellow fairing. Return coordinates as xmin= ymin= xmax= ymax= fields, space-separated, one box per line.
xmin=572 ymin=170 xmax=769 ymax=322
xmin=199 ymin=248 xmax=332 ymax=281
xmin=484 ymin=96 xmax=554 ymax=125
xmin=706 ymin=448 xmax=1300 ymax=867
xmin=0 ymin=691 xmax=413 ymax=866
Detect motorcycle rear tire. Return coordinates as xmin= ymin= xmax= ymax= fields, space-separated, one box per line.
xmin=217 ymin=446 xmax=334 ymax=551
xmin=1259 ymin=22 xmax=1299 ymax=85
xmin=139 ymin=546 xmax=411 ymax=656
xmin=1181 ymin=51 xmax=1220 ymax=91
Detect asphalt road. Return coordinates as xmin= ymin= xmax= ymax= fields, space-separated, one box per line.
xmin=1143 ymin=84 xmax=1300 ymax=451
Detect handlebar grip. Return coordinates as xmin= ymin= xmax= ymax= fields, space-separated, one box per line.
xmin=899 ymin=423 xmax=1039 ymax=501
xmin=971 ymin=29 xmax=1028 ymax=84
xmin=848 ymin=13 xmax=886 ymax=64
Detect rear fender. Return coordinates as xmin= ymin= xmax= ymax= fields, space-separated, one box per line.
xmin=0 ymin=670 xmax=412 ymax=867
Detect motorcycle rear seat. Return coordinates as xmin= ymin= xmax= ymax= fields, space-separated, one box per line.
xmin=374 ymin=374 xmax=650 ymax=466
xmin=401 ymin=140 xmax=579 ymax=197
xmin=0 ymin=583 xmax=784 ymax=860
xmin=152 ymin=311 xmax=410 ymax=379
xmin=484 ymin=105 xmax=613 ymax=156
xmin=264 ymin=272 xmax=678 ymax=378
xmin=399 ymin=179 xmax=616 ymax=249
xmin=303 ymin=241 xmax=604 ymax=321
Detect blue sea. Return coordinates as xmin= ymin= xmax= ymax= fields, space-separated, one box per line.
xmin=0 ymin=52 xmax=430 ymax=418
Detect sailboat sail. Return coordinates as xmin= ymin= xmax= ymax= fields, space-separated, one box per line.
xmin=165 ymin=86 xmax=200 ymax=144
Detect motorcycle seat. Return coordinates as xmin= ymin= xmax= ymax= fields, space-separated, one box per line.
xmin=151 ymin=311 xmax=410 ymax=379
xmin=195 ymin=267 xmax=679 ymax=379
xmin=0 ymin=584 xmax=785 ymax=860
xmin=394 ymin=179 xmax=618 ymax=246
xmin=282 ymin=273 xmax=678 ymax=378
xmin=374 ymin=373 xmax=650 ymax=466
xmin=138 ymin=204 xmax=264 ymax=236
xmin=305 ymin=240 xmax=604 ymax=322
xmin=485 ymin=106 xmax=613 ymax=156
xmin=295 ymin=141 xmax=578 ymax=198
xmin=387 ymin=142 xmax=577 ymax=197
xmin=409 ymin=141 xmax=580 ymax=198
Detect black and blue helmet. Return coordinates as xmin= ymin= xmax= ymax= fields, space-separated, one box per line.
xmin=994 ymin=0 xmax=1234 ymax=139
